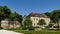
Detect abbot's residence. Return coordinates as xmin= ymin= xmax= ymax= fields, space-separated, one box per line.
xmin=27 ymin=12 xmax=50 ymax=27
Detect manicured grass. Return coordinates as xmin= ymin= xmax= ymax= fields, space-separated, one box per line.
xmin=7 ymin=27 xmax=60 ymax=34
xmin=11 ymin=30 xmax=60 ymax=34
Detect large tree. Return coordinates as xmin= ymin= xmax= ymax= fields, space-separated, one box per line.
xmin=44 ymin=12 xmax=53 ymax=22
xmin=10 ymin=12 xmax=22 ymax=23
xmin=0 ymin=6 xmax=11 ymax=20
xmin=3 ymin=6 xmax=11 ymax=18
xmin=44 ymin=12 xmax=54 ymax=28
xmin=44 ymin=10 xmax=60 ymax=29
xmin=0 ymin=6 xmax=3 ymax=26
xmin=44 ymin=12 xmax=51 ymax=17
xmin=50 ymin=10 xmax=60 ymax=29
xmin=0 ymin=6 xmax=11 ymax=27
xmin=38 ymin=19 xmax=46 ymax=28
xmin=0 ymin=6 xmax=3 ymax=21
xmin=23 ymin=17 xmax=32 ymax=29
xmin=0 ymin=6 xmax=22 ymax=27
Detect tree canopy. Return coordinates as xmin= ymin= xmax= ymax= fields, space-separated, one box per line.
xmin=10 ymin=12 xmax=22 ymax=23
xmin=23 ymin=17 xmax=32 ymax=28
xmin=45 ymin=10 xmax=60 ymax=29
xmin=38 ymin=19 xmax=46 ymax=26
xmin=0 ymin=6 xmax=12 ymax=22
xmin=0 ymin=6 xmax=22 ymax=25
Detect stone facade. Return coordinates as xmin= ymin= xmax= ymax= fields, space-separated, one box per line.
xmin=30 ymin=17 xmax=50 ymax=27
xmin=1 ymin=20 xmax=9 ymax=29
xmin=1 ymin=18 xmax=20 ymax=29
xmin=28 ymin=12 xmax=50 ymax=27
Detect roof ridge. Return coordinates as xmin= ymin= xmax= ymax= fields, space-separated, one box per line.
xmin=28 ymin=12 xmax=49 ymax=18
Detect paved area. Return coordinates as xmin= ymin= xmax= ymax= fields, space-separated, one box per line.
xmin=0 ymin=30 xmax=22 ymax=34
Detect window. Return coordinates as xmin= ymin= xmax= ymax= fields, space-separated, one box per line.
xmin=34 ymin=18 xmax=35 ymax=21
xmin=34 ymin=23 xmax=35 ymax=26
xmin=36 ymin=18 xmax=38 ymax=20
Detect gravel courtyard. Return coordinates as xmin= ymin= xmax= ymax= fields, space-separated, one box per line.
xmin=0 ymin=30 xmax=22 ymax=34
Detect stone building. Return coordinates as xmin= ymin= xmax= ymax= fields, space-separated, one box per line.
xmin=28 ymin=12 xmax=50 ymax=27
xmin=1 ymin=18 xmax=20 ymax=29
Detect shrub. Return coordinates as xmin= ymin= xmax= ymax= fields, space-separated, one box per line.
xmin=22 ymin=27 xmax=28 ymax=30
xmin=6 ymin=27 xmax=22 ymax=30
xmin=28 ymin=27 xmax=34 ymax=31
xmin=54 ymin=26 xmax=60 ymax=28
xmin=0 ymin=27 xmax=3 ymax=29
xmin=45 ymin=26 xmax=50 ymax=28
xmin=34 ymin=26 xmax=39 ymax=28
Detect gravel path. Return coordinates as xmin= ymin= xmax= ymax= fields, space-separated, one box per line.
xmin=0 ymin=30 xmax=22 ymax=34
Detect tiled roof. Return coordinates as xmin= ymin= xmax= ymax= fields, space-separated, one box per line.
xmin=28 ymin=12 xmax=49 ymax=18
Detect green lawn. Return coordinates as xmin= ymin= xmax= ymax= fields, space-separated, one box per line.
xmin=7 ymin=28 xmax=60 ymax=34
xmin=10 ymin=30 xmax=60 ymax=34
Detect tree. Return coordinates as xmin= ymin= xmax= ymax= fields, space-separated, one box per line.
xmin=44 ymin=10 xmax=60 ymax=29
xmin=44 ymin=12 xmax=51 ymax=17
xmin=3 ymin=6 xmax=11 ymax=18
xmin=38 ymin=19 xmax=46 ymax=27
xmin=0 ymin=6 xmax=22 ymax=28
xmin=10 ymin=12 xmax=22 ymax=22
xmin=44 ymin=12 xmax=53 ymax=22
xmin=0 ymin=6 xmax=11 ymax=21
xmin=0 ymin=6 xmax=3 ymax=26
xmin=0 ymin=6 xmax=3 ymax=21
xmin=23 ymin=17 xmax=32 ymax=30
xmin=0 ymin=6 xmax=11 ymax=27
xmin=44 ymin=12 xmax=54 ymax=28
xmin=10 ymin=12 xmax=22 ymax=27
xmin=50 ymin=10 xmax=60 ymax=30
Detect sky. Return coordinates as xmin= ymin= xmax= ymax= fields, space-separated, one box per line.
xmin=0 ymin=0 xmax=60 ymax=16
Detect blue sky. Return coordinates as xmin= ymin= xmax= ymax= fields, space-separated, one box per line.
xmin=0 ymin=0 xmax=60 ymax=16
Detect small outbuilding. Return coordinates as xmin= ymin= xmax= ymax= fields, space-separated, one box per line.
xmin=1 ymin=18 xmax=20 ymax=29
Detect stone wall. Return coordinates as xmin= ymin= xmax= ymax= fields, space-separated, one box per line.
xmin=30 ymin=17 xmax=50 ymax=27
xmin=1 ymin=20 xmax=20 ymax=29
